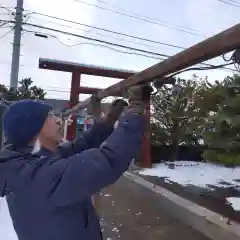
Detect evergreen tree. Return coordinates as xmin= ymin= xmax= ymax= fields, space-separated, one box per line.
xmin=0 ymin=78 xmax=46 ymax=102
xmin=203 ymin=74 xmax=240 ymax=166
xmin=151 ymin=75 xmax=211 ymax=160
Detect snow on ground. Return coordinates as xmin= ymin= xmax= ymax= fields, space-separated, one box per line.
xmin=226 ymin=197 xmax=240 ymax=211
xmin=139 ymin=161 xmax=240 ymax=190
xmin=0 ymin=198 xmax=18 ymax=240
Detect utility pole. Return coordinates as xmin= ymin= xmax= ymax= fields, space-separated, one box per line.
xmin=10 ymin=0 xmax=23 ymax=88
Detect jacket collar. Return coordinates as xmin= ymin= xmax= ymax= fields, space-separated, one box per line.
xmin=6 ymin=145 xmax=54 ymax=157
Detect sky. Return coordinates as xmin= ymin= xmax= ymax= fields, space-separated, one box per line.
xmin=0 ymin=0 xmax=239 ymax=100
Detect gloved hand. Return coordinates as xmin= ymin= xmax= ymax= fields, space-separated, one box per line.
xmin=105 ymin=99 xmax=128 ymax=124
xmin=127 ymin=84 xmax=153 ymax=115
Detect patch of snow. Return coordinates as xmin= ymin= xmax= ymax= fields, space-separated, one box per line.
xmin=226 ymin=197 xmax=240 ymax=211
xmin=139 ymin=161 xmax=240 ymax=190
xmin=164 ymin=179 xmax=172 ymax=184
xmin=104 ymin=193 xmax=111 ymax=197
xmin=0 ymin=198 xmax=18 ymax=240
xmin=112 ymin=227 xmax=119 ymax=233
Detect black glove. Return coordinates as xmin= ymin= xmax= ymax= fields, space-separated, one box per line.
xmin=105 ymin=99 xmax=128 ymax=124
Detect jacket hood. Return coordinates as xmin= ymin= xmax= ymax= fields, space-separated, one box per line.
xmin=0 ymin=146 xmax=32 ymax=197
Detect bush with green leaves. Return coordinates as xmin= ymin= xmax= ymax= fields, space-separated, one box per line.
xmin=0 ymin=78 xmax=46 ymax=101
xmin=203 ymin=75 xmax=240 ymax=166
xmin=151 ymin=75 xmax=213 ymax=160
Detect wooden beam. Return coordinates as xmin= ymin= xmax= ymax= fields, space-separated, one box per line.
xmin=72 ymin=24 xmax=240 ymax=112
xmin=98 ymin=24 xmax=240 ymax=99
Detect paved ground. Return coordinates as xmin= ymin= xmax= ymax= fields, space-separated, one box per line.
xmin=139 ymin=174 xmax=240 ymax=223
xmin=96 ymin=176 xmax=210 ymax=240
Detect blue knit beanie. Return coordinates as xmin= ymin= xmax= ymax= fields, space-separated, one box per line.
xmin=3 ymin=99 xmax=51 ymax=147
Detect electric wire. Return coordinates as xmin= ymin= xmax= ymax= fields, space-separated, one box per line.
xmin=75 ymin=0 xmax=204 ymax=37
xmin=95 ymin=0 xmax=203 ymax=34
xmin=23 ymin=22 xmax=170 ymax=59
xmin=216 ymin=0 xmax=240 ymax=8
xmin=26 ymin=16 xmax=177 ymax=50
xmin=23 ymin=9 xmax=186 ymax=50
xmin=24 ymin=29 xmax=166 ymax=61
xmin=0 ymin=27 xmax=13 ymax=40
xmin=23 ymin=22 xmax=237 ymax=72
xmin=0 ymin=18 xmax=237 ymax=72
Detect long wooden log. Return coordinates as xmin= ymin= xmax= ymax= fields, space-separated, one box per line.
xmin=69 ymin=24 xmax=240 ymax=112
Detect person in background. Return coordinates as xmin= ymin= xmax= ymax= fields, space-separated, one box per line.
xmin=0 ymin=84 xmax=150 ymax=240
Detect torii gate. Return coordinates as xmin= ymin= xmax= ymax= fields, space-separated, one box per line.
xmin=39 ymin=60 xmax=152 ymax=168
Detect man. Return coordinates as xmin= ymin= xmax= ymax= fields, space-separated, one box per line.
xmin=0 ymin=85 xmax=150 ymax=240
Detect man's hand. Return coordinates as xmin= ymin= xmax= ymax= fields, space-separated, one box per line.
xmin=105 ymin=99 xmax=128 ymax=124
xmin=127 ymin=84 xmax=153 ymax=115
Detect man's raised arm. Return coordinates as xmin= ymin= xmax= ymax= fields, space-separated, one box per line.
xmin=44 ymin=85 xmax=152 ymax=207
xmin=58 ymin=100 xmax=128 ymax=157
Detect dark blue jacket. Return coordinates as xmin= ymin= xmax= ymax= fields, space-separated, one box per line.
xmin=0 ymin=113 xmax=145 ymax=240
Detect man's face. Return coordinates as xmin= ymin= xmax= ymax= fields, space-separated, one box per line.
xmin=40 ymin=111 xmax=63 ymax=143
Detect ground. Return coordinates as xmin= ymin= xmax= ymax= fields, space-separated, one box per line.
xmin=138 ymin=161 xmax=240 ymax=223
xmin=2 ymin=162 xmax=236 ymax=239
xmin=98 ymin=176 xmax=209 ymax=240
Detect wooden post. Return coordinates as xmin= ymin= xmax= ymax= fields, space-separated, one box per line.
xmin=67 ymin=71 xmax=81 ymax=141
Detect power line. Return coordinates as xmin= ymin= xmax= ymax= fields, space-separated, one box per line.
xmin=217 ymin=0 xmax=240 ymax=8
xmin=75 ymin=0 xmax=204 ymax=37
xmin=1 ymin=18 xmax=237 ymax=72
xmin=23 ymin=22 xmax=170 ymax=59
xmin=2 ymin=84 xmax=71 ymax=94
xmin=27 ymin=16 xmax=181 ymax=50
xmin=24 ymin=9 xmax=186 ymax=50
xmin=0 ymin=28 xmax=13 ymax=40
xmin=0 ymin=13 xmax=11 ymax=16
xmin=25 ymin=29 xmax=165 ymax=61
xmin=95 ymin=0 xmax=203 ymax=34
xmin=22 ymin=22 xmax=237 ymax=72
xmin=0 ymin=6 xmax=15 ymax=14
xmin=0 ymin=19 xmax=237 ymax=74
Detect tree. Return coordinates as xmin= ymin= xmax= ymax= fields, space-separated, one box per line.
xmin=0 ymin=78 xmax=47 ymax=146
xmin=203 ymin=74 xmax=240 ymax=166
xmin=0 ymin=78 xmax=46 ymax=101
xmin=151 ymin=75 xmax=213 ymax=160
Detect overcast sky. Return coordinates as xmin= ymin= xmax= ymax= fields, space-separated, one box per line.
xmin=0 ymin=0 xmax=239 ymax=100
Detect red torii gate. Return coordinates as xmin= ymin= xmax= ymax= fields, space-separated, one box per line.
xmin=39 ymin=59 xmax=152 ymax=168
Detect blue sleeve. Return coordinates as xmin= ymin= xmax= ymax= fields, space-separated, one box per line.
xmin=46 ymin=113 xmax=145 ymax=208
xmin=57 ymin=120 xmax=114 ymax=157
